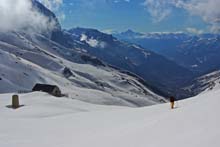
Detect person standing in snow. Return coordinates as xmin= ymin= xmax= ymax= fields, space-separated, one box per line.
xmin=170 ymin=96 xmax=175 ymax=109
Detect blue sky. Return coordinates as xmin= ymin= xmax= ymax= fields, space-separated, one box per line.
xmin=50 ymin=0 xmax=219 ymax=33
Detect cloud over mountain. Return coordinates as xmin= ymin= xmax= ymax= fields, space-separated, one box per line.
xmin=0 ymin=0 xmax=56 ymax=32
xmin=38 ymin=0 xmax=63 ymax=10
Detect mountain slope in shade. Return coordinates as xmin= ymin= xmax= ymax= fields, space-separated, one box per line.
xmin=114 ymin=30 xmax=220 ymax=74
xmin=176 ymin=37 xmax=220 ymax=73
xmin=67 ymin=28 xmax=194 ymax=98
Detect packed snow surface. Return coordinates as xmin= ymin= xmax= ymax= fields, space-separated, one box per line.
xmin=0 ymin=90 xmax=219 ymax=147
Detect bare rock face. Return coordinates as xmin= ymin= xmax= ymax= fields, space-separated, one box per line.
xmin=63 ymin=67 xmax=75 ymax=78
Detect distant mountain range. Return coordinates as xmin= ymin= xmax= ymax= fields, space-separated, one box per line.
xmin=66 ymin=28 xmax=194 ymax=98
xmin=114 ymin=30 xmax=220 ymax=75
xmin=0 ymin=0 xmax=218 ymax=103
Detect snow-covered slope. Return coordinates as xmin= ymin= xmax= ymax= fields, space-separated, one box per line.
xmin=0 ymin=0 xmax=195 ymax=100
xmin=185 ymin=70 xmax=220 ymax=95
xmin=0 ymin=0 xmax=166 ymax=107
xmin=67 ymin=28 xmax=194 ymax=98
xmin=0 ymin=31 xmax=165 ymax=107
xmin=0 ymin=88 xmax=220 ymax=147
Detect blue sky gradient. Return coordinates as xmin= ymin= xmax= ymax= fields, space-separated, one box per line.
xmin=52 ymin=0 xmax=217 ymax=33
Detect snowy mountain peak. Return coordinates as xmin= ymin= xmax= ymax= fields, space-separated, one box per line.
xmin=0 ymin=2 xmax=166 ymax=107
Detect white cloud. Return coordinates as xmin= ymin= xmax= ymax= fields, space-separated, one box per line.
xmin=142 ymin=0 xmax=173 ymax=22
xmin=186 ymin=27 xmax=203 ymax=34
xmin=143 ymin=0 xmax=220 ymax=33
xmin=0 ymin=0 xmax=56 ymax=33
xmin=171 ymin=1 xmax=220 ymax=21
xmin=210 ymin=24 xmax=220 ymax=34
xmin=80 ymin=34 xmax=88 ymax=42
xmin=80 ymin=34 xmax=107 ymax=48
xmin=38 ymin=0 xmax=65 ymax=22
xmin=114 ymin=0 xmax=130 ymax=3
xmin=87 ymin=39 xmax=99 ymax=48
xmin=180 ymin=0 xmax=220 ymax=33
xmin=101 ymin=29 xmax=118 ymax=34
xmin=38 ymin=0 xmax=63 ymax=10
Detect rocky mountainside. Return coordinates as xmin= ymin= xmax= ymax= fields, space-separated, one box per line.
xmin=184 ymin=70 xmax=220 ymax=95
xmin=66 ymin=28 xmax=194 ymax=98
xmin=176 ymin=37 xmax=220 ymax=73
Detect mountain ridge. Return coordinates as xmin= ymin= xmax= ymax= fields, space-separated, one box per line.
xmin=113 ymin=29 xmax=220 ymax=74
xmin=67 ymin=27 xmax=195 ymax=98
xmin=0 ymin=1 xmax=166 ymax=107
